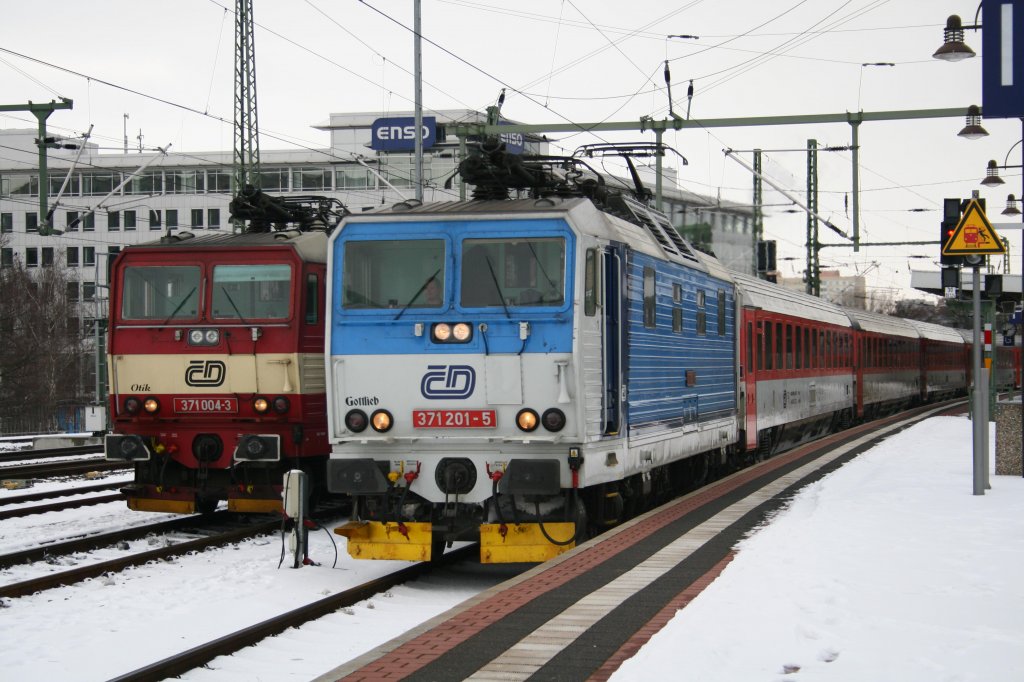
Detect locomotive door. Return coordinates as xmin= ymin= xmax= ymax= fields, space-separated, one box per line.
xmin=602 ymin=245 xmax=625 ymax=435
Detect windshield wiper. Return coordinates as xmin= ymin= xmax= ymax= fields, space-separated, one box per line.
xmin=528 ymin=242 xmax=559 ymax=292
xmin=220 ymin=287 xmax=250 ymax=325
xmin=484 ymin=256 xmax=510 ymax=319
xmin=161 ymin=287 xmax=196 ymax=326
xmin=394 ymin=268 xmax=442 ymax=320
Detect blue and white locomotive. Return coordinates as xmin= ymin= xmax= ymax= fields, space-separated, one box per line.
xmin=324 ymin=159 xmax=740 ymax=563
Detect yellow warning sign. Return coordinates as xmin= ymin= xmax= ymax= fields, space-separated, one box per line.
xmin=942 ymin=199 xmax=1005 ymax=256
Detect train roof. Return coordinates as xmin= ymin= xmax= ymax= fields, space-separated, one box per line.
xmin=123 ymin=230 xmax=328 ymax=263
xmin=731 ymin=272 xmax=853 ymax=327
xmin=843 ymin=308 xmax=921 ymax=338
xmin=906 ymin=319 xmax=968 ymax=344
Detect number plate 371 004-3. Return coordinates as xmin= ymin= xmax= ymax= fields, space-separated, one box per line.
xmin=412 ymin=410 xmax=496 ymax=428
xmin=173 ymin=397 xmax=238 ymax=413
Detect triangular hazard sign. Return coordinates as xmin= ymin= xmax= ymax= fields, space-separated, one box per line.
xmin=942 ymin=199 xmax=1005 ymax=255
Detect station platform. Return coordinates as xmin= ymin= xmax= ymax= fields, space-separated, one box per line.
xmin=314 ymin=406 xmax=945 ymax=681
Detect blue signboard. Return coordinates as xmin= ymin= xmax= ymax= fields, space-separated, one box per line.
xmin=497 ymin=122 xmax=526 ymax=155
xmin=370 ymin=116 xmax=437 ymax=152
xmin=982 ymin=0 xmax=1024 ymax=118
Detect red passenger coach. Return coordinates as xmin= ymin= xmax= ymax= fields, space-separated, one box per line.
xmin=104 ymin=230 xmax=329 ymax=514
xmin=846 ymin=310 xmax=921 ymax=420
xmin=910 ymin=320 xmax=969 ymax=402
xmin=736 ymin=274 xmax=856 ymax=457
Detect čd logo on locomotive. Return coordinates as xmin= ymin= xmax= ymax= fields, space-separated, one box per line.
xmin=185 ymin=360 xmax=227 ymax=387
xmin=420 ymin=365 xmax=476 ymax=400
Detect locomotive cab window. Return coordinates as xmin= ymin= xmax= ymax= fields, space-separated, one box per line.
xmin=342 ymin=239 xmax=446 ymax=309
xmin=121 ymin=265 xmax=200 ymax=320
xmin=212 ymin=264 xmax=291 ymax=320
xmin=460 ymin=237 xmax=565 ymax=308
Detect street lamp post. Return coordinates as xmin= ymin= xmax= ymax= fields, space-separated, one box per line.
xmin=934 ymin=4 xmax=1024 ymax=481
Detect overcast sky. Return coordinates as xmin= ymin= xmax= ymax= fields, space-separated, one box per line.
xmin=1 ymin=0 xmax=1020 ymax=302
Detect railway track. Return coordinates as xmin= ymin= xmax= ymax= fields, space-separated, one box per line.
xmin=108 ymin=543 xmax=479 ymax=682
xmin=0 ymin=444 xmax=100 ymax=463
xmin=0 ymin=480 xmax=124 ymax=507
xmin=0 ymin=457 xmax=126 ymax=479
xmin=0 ymin=483 xmax=126 ymax=521
xmin=0 ymin=513 xmax=282 ymax=599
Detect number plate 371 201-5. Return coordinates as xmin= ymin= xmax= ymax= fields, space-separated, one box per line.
xmin=412 ymin=410 xmax=496 ymax=428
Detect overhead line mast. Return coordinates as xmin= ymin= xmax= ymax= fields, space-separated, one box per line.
xmin=233 ymin=0 xmax=260 ymax=231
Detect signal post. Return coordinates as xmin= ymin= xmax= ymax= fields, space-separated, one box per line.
xmin=941 ymin=198 xmax=1006 ymax=495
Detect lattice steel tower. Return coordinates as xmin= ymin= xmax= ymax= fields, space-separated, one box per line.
xmin=233 ymin=0 xmax=261 ymax=228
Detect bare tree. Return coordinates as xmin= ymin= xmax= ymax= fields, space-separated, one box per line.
xmin=0 ymin=247 xmax=84 ymax=432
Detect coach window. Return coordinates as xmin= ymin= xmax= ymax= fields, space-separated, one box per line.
xmin=642 ymin=267 xmax=656 ymax=328
xmin=785 ymin=324 xmax=793 ymax=369
xmin=775 ymin=322 xmax=783 ymax=369
xmin=764 ymin=321 xmax=773 ymax=370
xmin=121 ymin=265 xmax=200 ymax=320
xmin=795 ymin=325 xmax=802 ymax=369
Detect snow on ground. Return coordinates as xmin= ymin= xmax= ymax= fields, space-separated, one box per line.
xmin=612 ymin=416 xmax=1024 ymax=682
xmin=1 ymin=415 xmax=1021 ymax=681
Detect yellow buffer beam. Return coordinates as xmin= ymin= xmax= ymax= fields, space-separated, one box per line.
xmin=480 ymin=523 xmax=576 ymax=564
xmin=334 ymin=521 xmax=434 ymax=561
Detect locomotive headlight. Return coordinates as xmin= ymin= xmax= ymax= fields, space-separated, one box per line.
xmin=516 ymin=408 xmax=540 ymax=432
xmin=187 ymin=328 xmax=220 ymax=346
xmin=431 ymin=322 xmax=472 ymax=343
xmin=345 ymin=409 xmax=368 ymax=433
xmin=124 ymin=397 xmax=142 ymax=415
xmin=271 ymin=396 xmax=290 ymax=414
xmin=541 ymin=408 xmax=566 ymax=432
xmin=253 ymin=397 xmax=269 ymax=413
xmin=143 ymin=397 xmax=160 ymax=414
xmin=370 ymin=410 xmax=393 ymax=433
